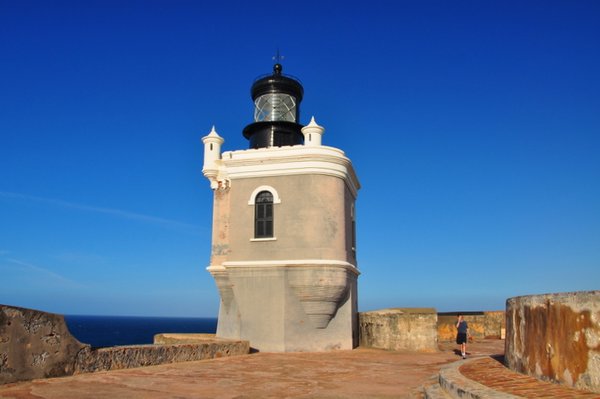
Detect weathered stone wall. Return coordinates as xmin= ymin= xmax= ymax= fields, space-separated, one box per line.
xmin=209 ymin=173 xmax=360 ymax=352
xmin=483 ymin=311 xmax=505 ymax=339
xmin=75 ymin=339 xmax=250 ymax=373
xmin=437 ymin=311 xmax=505 ymax=341
xmin=154 ymin=333 xmax=227 ymax=344
xmin=0 ymin=305 xmax=88 ymax=384
xmin=0 ymin=305 xmax=250 ymax=384
xmin=359 ymin=308 xmax=438 ymax=352
xmin=505 ymin=291 xmax=600 ymax=393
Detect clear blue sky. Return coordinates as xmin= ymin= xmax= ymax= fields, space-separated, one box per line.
xmin=1 ymin=1 xmax=599 ymax=317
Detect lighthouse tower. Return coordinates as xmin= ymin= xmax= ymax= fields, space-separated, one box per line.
xmin=202 ymin=63 xmax=360 ymax=352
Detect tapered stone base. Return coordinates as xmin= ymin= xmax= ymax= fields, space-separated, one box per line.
xmin=208 ymin=262 xmax=359 ymax=352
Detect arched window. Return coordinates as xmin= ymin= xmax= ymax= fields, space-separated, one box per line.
xmin=255 ymin=191 xmax=273 ymax=238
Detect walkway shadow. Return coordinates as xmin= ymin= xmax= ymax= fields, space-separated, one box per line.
xmin=490 ymin=354 xmax=505 ymax=364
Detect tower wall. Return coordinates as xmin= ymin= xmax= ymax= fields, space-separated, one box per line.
xmin=205 ymin=144 xmax=360 ymax=352
xmin=224 ymin=174 xmax=354 ymax=263
xmin=215 ymin=265 xmax=358 ymax=352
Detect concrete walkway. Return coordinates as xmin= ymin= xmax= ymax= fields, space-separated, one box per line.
xmin=0 ymin=340 xmax=597 ymax=398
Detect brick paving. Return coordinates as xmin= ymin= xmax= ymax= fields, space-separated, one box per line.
xmin=0 ymin=340 xmax=504 ymax=399
xmin=459 ymin=357 xmax=600 ymax=399
xmin=2 ymin=340 xmax=599 ymax=398
xmin=0 ymin=347 xmax=473 ymax=399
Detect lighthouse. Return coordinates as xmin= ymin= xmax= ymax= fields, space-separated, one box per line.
xmin=202 ymin=62 xmax=360 ymax=352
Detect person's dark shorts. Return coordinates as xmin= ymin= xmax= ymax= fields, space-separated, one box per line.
xmin=456 ymin=333 xmax=467 ymax=344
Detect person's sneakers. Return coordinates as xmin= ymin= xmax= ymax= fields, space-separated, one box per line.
xmin=462 ymin=353 xmax=466 ymax=359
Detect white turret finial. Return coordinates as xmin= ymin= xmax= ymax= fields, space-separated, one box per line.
xmin=205 ymin=125 xmax=220 ymax=138
xmin=202 ymin=125 xmax=224 ymax=146
xmin=301 ymin=116 xmax=324 ymax=147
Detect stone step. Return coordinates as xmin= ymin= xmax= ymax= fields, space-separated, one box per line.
xmin=459 ymin=357 xmax=600 ymax=398
xmin=433 ymin=356 xmax=600 ymax=398
xmin=423 ymin=382 xmax=453 ymax=399
xmin=437 ymin=357 xmax=522 ymax=399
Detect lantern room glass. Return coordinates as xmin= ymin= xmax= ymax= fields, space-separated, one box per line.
xmin=254 ymin=93 xmax=297 ymax=122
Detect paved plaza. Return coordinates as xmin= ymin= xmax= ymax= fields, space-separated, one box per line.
xmin=1 ymin=340 xmax=598 ymax=398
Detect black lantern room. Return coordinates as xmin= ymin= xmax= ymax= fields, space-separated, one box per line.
xmin=242 ymin=63 xmax=304 ymax=149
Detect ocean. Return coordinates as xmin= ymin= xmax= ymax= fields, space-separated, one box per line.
xmin=65 ymin=315 xmax=218 ymax=348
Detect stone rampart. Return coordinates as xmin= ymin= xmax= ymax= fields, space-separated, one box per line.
xmin=505 ymin=291 xmax=600 ymax=393
xmin=0 ymin=305 xmax=88 ymax=384
xmin=0 ymin=305 xmax=249 ymax=384
xmin=437 ymin=311 xmax=505 ymax=341
xmin=75 ymin=339 xmax=249 ymax=373
xmin=483 ymin=310 xmax=505 ymax=339
xmin=359 ymin=308 xmax=438 ymax=352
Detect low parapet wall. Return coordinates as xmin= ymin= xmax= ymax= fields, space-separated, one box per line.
xmin=505 ymin=291 xmax=600 ymax=393
xmin=0 ymin=305 xmax=249 ymax=384
xmin=359 ymin=308 xmax=438 ymax=352
xmin=75 ymin=338 xmax=249 ymax=373
xmin=437 ymin=311 xmax=505 ymax=341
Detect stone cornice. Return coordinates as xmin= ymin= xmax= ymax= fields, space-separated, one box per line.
xmin=208 ymin=259 xmax=360 ymax=276
xmin=220 ymin=145 xmax=360 ymax=197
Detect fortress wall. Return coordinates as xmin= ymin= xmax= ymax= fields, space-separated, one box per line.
xmin=505 ymin=291 xmax=600 ymax=393
xmin=75 ymin=338 xmax=249 ymax=373
xmin=437 ymin=311 xmax=505 ymax=341
xmin=359 ymin=308 xmax=438 ymax=352
xmin=484 ymin=311 xmax=506 ymax=339
xmin=0 ymin=305 xmax=88 ymax=384
xmin=0 ymin=305 xmax=249 ymax=384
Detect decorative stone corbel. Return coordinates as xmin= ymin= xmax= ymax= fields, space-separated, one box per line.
xmin=215 ymin=177 xmax=231 ymax=191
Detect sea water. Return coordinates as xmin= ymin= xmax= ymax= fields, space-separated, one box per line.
xmin=65 ymin=315 xmax=217 ymax=348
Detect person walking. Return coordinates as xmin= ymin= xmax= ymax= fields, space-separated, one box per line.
xmin=456 ymin=314 xmax=468 ymax=359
